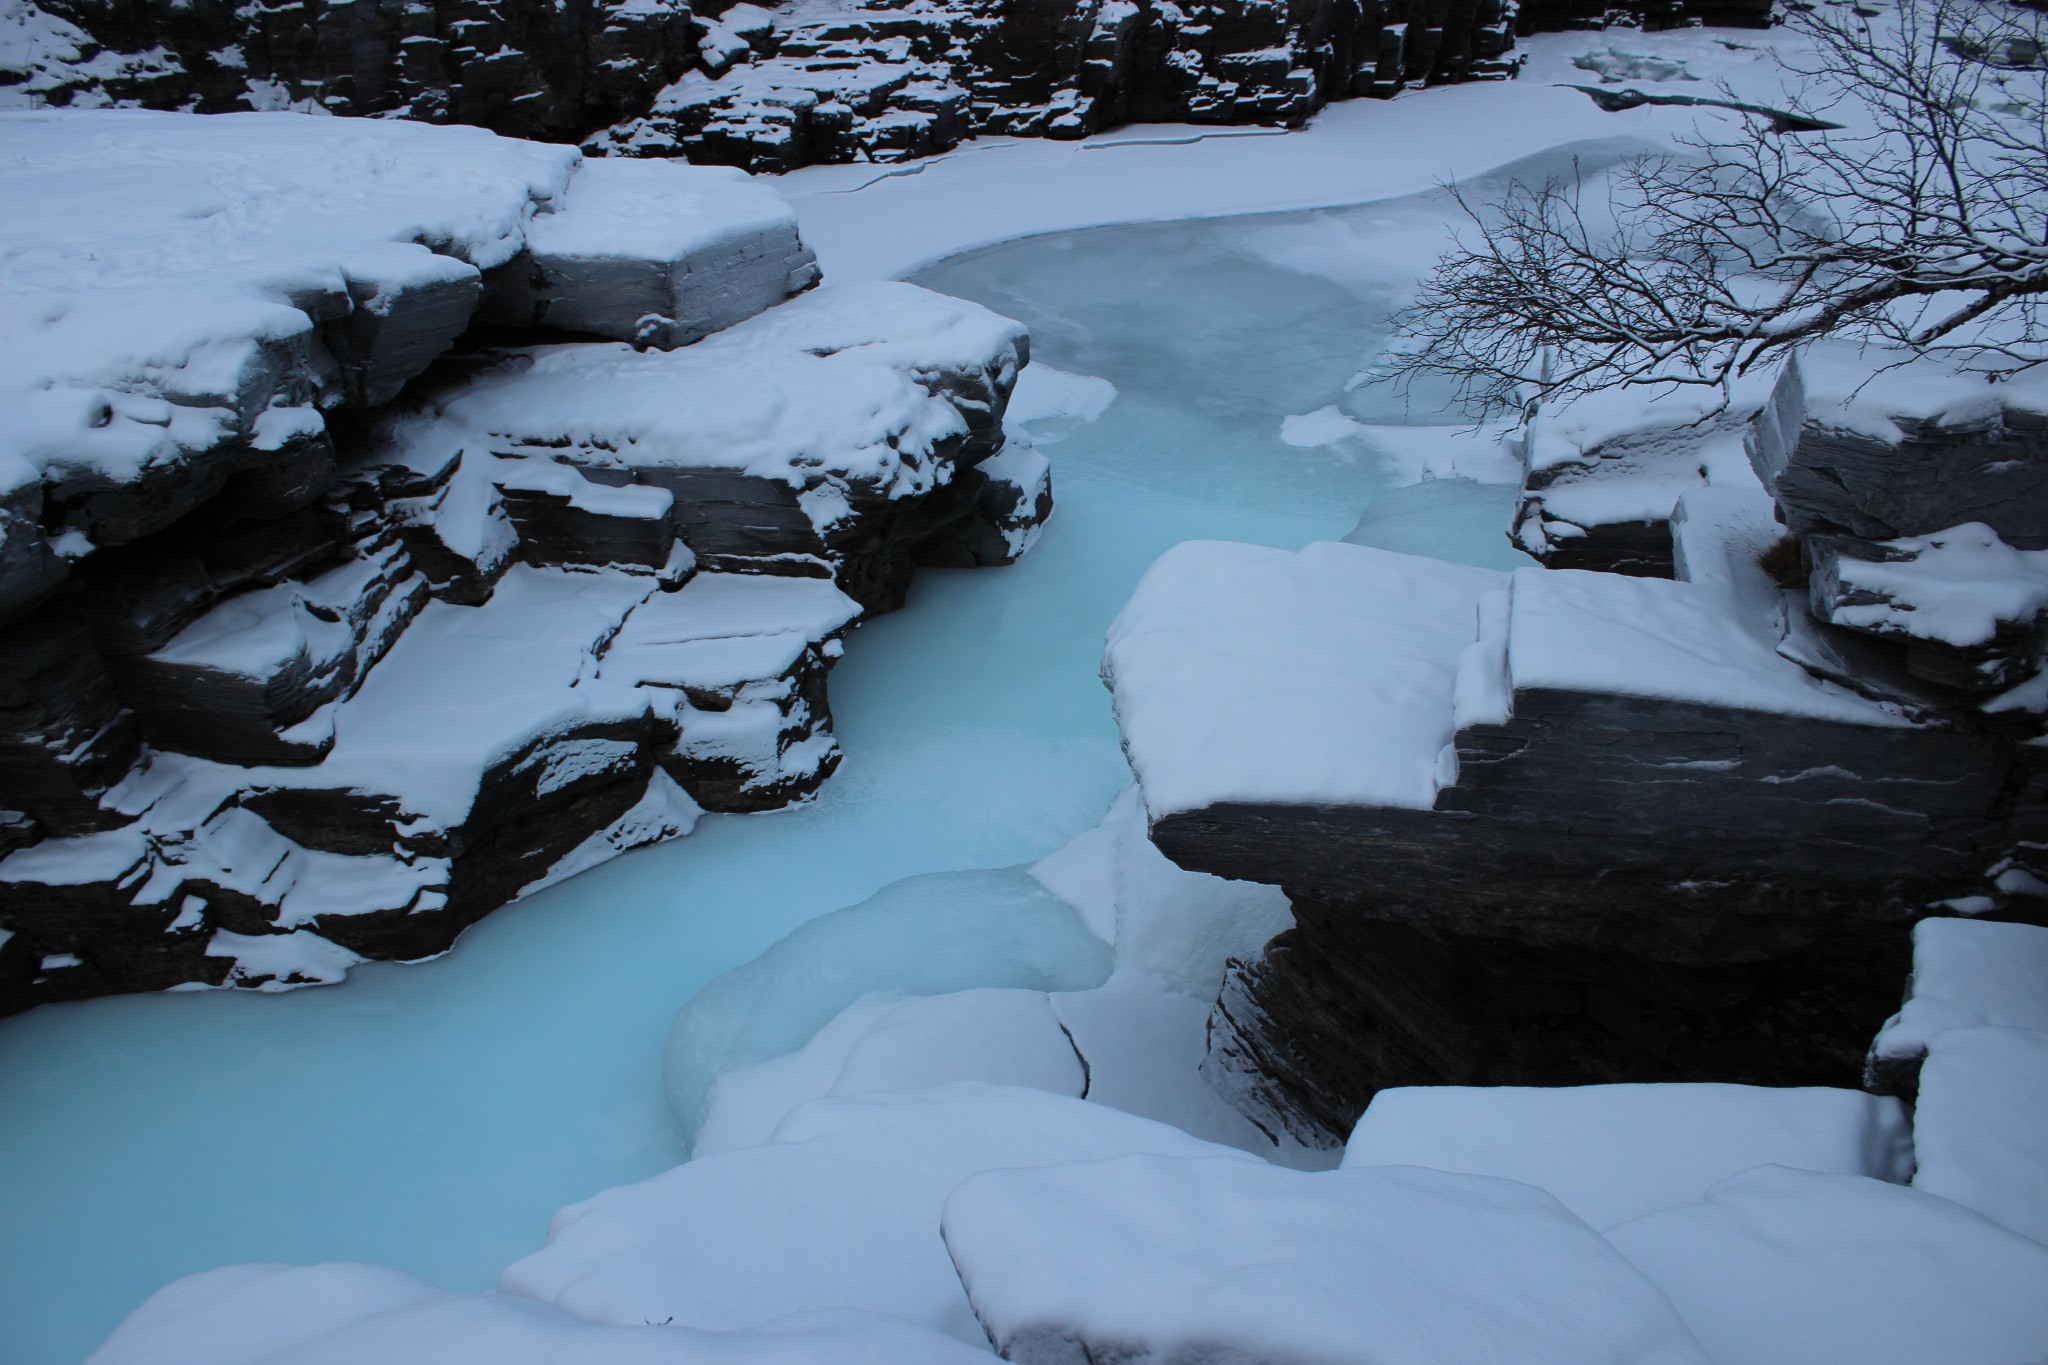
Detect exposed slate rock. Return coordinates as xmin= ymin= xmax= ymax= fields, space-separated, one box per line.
xmin=1747 ymin=355 xmax=2048 ymax=549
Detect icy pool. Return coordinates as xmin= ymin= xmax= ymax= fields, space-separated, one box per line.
xmin=0 ymin=191 xmax=1529 ymax=1364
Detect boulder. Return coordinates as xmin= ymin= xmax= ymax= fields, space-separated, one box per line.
xmin=1101 ymin=536 xmax=2045 ymax=1143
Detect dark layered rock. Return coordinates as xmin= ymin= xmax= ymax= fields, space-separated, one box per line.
xmin=0 ymin=125 xmax=1046 ymax=1014
xmin=1177 ymin=685 xmax=2041 ymax=1144
xmin=16 ymin=0 xmax=697 ymax=141
xmin=1747 ymin=356 xmax=2048 ymax=550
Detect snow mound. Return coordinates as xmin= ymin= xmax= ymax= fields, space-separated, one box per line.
xmin=1343 ymin=1082 xmax=1913 ymax=1229
xmin=694 ymin=986 xmax=1085 ymax=1155
xmin=664 ymin=866 xmax=1111 ymax=1149
xmin=500 ymin=1083 xmax=1249 ymax=1343
xmin=943 ymin=1155 xmax=1712 ymax=1365
xmin=1871 ymin=917 xmax=2048 ymax=1061
xmin=1606 ymin=1165 xmax=2048 ymax=1365
xmin=1909 ymin=1025 xmax=2048 ymax=1245
xmin=87 ymin=1262 xmax=989 ymax=1365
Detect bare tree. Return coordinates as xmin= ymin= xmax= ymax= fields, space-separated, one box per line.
xmin=1391 ymin=0 xmax=2048 ymax=414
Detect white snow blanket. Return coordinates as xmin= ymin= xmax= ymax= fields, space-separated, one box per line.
xmin=1342 ymin=1082 xmax=1913 ymax=1229
xmin=942 ymin=1155 xmax=1711 ymax=1365
xmin=1605 ymin=1166 xmax=2048 ymax=1365
xmin=1104 ymin=540 xmax=1506 ymax=817
xmin=86 ymin=1262 xmax=989 ymax=1365
xmin=1105 ymin=539 xmax=1901 ymax=821
xmin=1871 ymin=917 xmax=2048 ymax=1060
xmin=499 ymin=1083 xmax=1250 ymax=1343
xmin=1909 ymin=1025 xmax=2048 ymax=1246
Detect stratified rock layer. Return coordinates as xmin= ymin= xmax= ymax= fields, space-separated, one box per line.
xmin=0 ymin=114 xmax=1046 ymax=1014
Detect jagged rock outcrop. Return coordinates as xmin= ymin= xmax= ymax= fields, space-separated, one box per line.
xmin=7 ymin=0 xmax=1770 ymax=175
xmin=0 ymin=112 xmax=1047 ymax=1014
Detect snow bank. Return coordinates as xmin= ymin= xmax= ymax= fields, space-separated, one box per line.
xmin=87 ymin=1262 xmax=988 ymax=1365
xmin=1908 ymin=1025 xmax=2048 ymax=1246
xmin=500 ymin=1083 xmax=1247 ymax=1342
xmin=943 ymin=1156 xmax=1711 ymax=1365
xmin=663 ymin=866 xmax=1111 ymax=1147
xmin=1606 ymin=1166 xmax=2048 ymax=1365
xmin=1871 ymin=918 xmax=2048 ymax=1060
xmin=1104 ymin=540 xmax=1506 ymax=818
xmin=1343 ymin=1083 xmax=1913 ymax=1229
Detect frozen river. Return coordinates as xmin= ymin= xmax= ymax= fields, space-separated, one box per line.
xmin=0 ymin=191 xmax=1528 ymax=1364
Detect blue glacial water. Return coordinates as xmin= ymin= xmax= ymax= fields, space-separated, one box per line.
xmin=0 ymin=194 xmax=1524 ymax=1364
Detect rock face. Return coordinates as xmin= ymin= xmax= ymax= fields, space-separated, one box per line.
xmin=0 ymin=113 xmax=1046 ymax=1015
xmin=1103 ymin=487 xmax=2048 ymax=1144
xmin=8 ymin=0 xmax=1765 ymax=174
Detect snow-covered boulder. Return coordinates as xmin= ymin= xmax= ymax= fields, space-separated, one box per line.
xmin=1102 ymin=537 xmax=2037 ymax=1142
xmin=498 ymin=1083 xmax=1251 ymax=1343
xmin=1605 ymin=1165 xmax=2048 ymax=1365
xmin=942 ymin=1155 xmax=1712 ymax=1365
xmin=85 ymin=1262 xmax=989 ymax=1365
xmin=1342 ymin=1082 xmax=1913 ymax=1229
xmin=478 ymin=158 xmax=819 ymax=349
xmin=1867 ymin=917 xmax=2048 ymax=1092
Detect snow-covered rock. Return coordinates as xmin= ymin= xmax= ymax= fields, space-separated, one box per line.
xmin=1103 ymin=537 xmax=2038 ymax=1142
xmin=1868 ymin=917 xmax=2048 ymax=1089
xmin=1342 ymin=1082 xmax=1913 ymax=1229
xmin=0 ymin=113 xmax=1049 ymax=1014
xmin=1605 ymin=1165 xmax=2048 ymax=1365
xmin=86 ymin=1262 xmax=989 ymax=1365
xmin=1905 ymin=1025 xmax=2048 ymax=1246
xmin=942 ymin=1155 xmax=1712 ymax=1365
xmin=499 ymin=1083 xmax=1250 ymax=1343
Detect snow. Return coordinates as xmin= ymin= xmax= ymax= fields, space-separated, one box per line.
xmin=1105 ymin=539 xmax=1506 ymax=817
xmin=694 ymin=987 xmax=1085 ymax=1155
xmin=1822 ymin=523 xmax=2048 ymax=649
xmin=520 ymin=158 xmax=796 ymax=265
xmin=437 ymin=283 xmax=1026 ymax=529
xmin=1280 ymin=404 xmax=1368 ymax=447
xmin=0 ymin=110 xmax=578 ymax=488
xmin=1002 ymin=365 xmax=1118 ymax=437
xmin=1343 ymin=1083 xmax=1913 ymax=1230
xmin=1907 ymin=1025 xmax=2048 ymax=1246
xmin=1505 ymin=568 xmax=1907 ymax=726
xmin=1871 ymin=918 xmax=2048 ymax=1059
xmin=943 ymin=1156 xmax=1712 ymax=1365
xmin=86 ymin=1263 xmax=990 ymax=1365
xmin=500 ymin=1084 xmax=1249 ymax=1342
xmin=1344 ymin=478 xmax=1534 ymax=571
xmin=1029 ymin=784 xmax=1291 ymax=994
xmin=1605 ymin=1166 xmax=2048 ymax=1365
xmin=663 ymin=867 xmax=1112 ymax=1149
